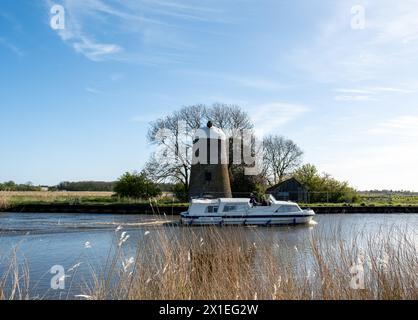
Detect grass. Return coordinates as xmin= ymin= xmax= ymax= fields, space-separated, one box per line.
xmin=0 ymin=191 xmax=188 ymax=210
xmin=0 ymin=191 xmax=115 ymax=207
xmin=2 ymin=224 xmax=416 ymax=300
xmin=1 ymin=191 xmax=418 ymax=211
xmin=297 ymin=194 xmax=418 ymax=207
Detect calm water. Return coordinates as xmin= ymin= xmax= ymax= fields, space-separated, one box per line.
xmin=0 ymin=212 xmax=417 ymax=299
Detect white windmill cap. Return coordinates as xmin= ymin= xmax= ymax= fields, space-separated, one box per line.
xmin=193 ymin=121 xmax=227 ymax=140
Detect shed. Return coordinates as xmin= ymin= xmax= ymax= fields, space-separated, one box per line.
xmin=266 ymin=178 xmax=308 ymax=203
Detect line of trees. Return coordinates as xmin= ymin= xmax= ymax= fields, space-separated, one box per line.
xmin=143 ymin=103 xmax=359 ymax=203
xmin=0 ymin=181 xmax=42 ymax=191
xmin=56 ymin=181 xmax=173 ymax=193
xmin=57 ymin=181 xmax=116 ymax=192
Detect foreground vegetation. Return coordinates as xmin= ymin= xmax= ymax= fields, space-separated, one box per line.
xmin=1 ymin=225 xmax=417 ymax=300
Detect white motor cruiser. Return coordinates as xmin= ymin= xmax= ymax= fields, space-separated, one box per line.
xmin=180 ymin=195 xmax=315 ymax=226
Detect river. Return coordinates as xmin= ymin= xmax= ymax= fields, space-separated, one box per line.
xmin=0 ymin=212 xmax=417 ymax=299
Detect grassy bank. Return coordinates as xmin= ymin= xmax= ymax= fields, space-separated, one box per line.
xmin=0 ymin=191 xmax=188 ymax=210
xmin=1 ymin=191 xmax=418 ymax=212
xmin=0 ymin=191 xmax=115 ymax=207
xmin=1 ymin=226 xmax=417 ymax=300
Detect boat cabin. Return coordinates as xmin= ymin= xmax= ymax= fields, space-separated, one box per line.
xmin=188 ymin=196 xmax=303 ymax=216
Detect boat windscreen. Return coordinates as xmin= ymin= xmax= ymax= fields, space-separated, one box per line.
xmin=275 ymin=205 xmax=302 ymax=213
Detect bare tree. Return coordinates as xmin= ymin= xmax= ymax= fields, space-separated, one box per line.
xmin=207 ymin=103 xmax=253 ymax=138
xmin=145 ymin=103 xmax=254 ymax=192
xmin=262 ymin=135 xmax=303 ymax=186
xmin=145 ymin=107 xmax=195 ymax=190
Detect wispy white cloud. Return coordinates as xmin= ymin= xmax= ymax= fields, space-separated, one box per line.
xmin=72 ymin=36 xmax=122 ymax=61
xmin=313 ymin=113 xmax=418 ymax=190
xmin=0 ymin=37 xmax=23 ymax=56
xmin=334 ymin=85 xmax=417 ymax=101
xmin=245 ymin=103 xmax=308 ymax=137
xmin=0 ymin=11 xmax=23 ymax=32
xmin=305 ymin=113 xmax=418 ymax=190
xmin=45 ymin=0 xmax=122 ymax=61
xmin=334 ymin=95 xmax=377 ymax=102
xmin=181 ymin=70 xmax=286 ymax=91
xmin=85 ymin=86 xmax=103 ymax=94
xmin=45 ymin=0 xmax=230 ymax=63
xmin=226 ymin=75 xmax=285 ymax=91
xmin=135 ymin=0 xmax=228 ymax=23
xmin=369 ymin=115 xmax=418 ymax=138
xmin=290 ymin=0 xmax=418 ymax=87
xmin=109 ymin=73 xmax=124 ymax=81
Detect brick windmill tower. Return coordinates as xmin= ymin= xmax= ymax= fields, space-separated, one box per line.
xmin=189 ymin=121 xmax=232 ymax=199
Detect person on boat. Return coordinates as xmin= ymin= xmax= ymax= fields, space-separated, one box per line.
xmin=250 ymin=193 xmax=259 ymax=207
xmin=261 ymin=195 xmax=270 ymax=206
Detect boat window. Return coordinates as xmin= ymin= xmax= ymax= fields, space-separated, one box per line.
xmin=275 ymin=205 xmax=302 ymax=213
xmin=205 ymin=206 xmax=219 ymax=213
xmin=223 ymin=204 xmax=247 ymax=212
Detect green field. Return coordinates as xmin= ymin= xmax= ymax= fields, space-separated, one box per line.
xmin=1 ymin=191 xmax=418 ymax=211
xmin=0 ymin=191 xmax=188 ymax=209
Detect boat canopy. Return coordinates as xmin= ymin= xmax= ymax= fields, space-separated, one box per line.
xmin=218 ymin=198 xmax=250 ymax=204
xmin=191 ymin=196 xmax=296 ymax=206
xmin=191 ymin=199 xmax=219 ymax=205
xmin=191 ymin=198 xmax=250 ymax=205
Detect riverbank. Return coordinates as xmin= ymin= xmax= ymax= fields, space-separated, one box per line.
xmin=1 ymin=191 xmax=418 ymax=214
xmin=3 ymin=203 xmax=418 ymax=214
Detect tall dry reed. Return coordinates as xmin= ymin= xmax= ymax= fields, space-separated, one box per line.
xmin=0 ymin=249 xmax=30 ymax=300
xmin=1 ymin=224 xmax=417 ymax=300
xmin=84 ymin=225 xmax=417 ymax=300
xmin=0 ymin=193 xmax=10 ymax=210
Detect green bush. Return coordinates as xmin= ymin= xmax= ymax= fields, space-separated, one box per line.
xmin=293 ymin=164 xmax=359 ymax=204
xmin=172 ymin=183 xmax=188 ymax=202
xmin=114 ymin=171 xmax=161 ymax=200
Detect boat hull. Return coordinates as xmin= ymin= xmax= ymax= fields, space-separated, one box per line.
xmin=180 ymin=211 xmax=315 ymax=226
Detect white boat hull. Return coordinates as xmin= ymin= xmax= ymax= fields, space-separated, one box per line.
xmin=181 ymin=210 xmax=315 ymax=226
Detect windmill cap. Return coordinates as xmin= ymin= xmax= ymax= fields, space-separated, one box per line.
xmin=194 ymin=123 xmax=227 ymax=140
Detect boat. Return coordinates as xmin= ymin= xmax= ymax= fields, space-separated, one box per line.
xmin=180 ymin=195 xmax=315 ymax=226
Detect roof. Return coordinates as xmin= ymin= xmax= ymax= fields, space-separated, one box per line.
xmin=191 ymin=199 xmax=219 ymax=204
xmin=193 ymin=126 xmax=227 ymax=141
xmin=266 ymin=177 xmax=305 ymax=191
xmin=219 ymin=198 xmax=250 ymax=203
xmin=191 ymin=198 xmax=250 ymax=204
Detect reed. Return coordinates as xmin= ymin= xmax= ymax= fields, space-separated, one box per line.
xmin=84 ymin=225 xmax=417 ymax=300
xmin=0 ymin=249 xmax=30 ymax=300
xmin=0 ymin=193 xmax=10 ymax=210
xmin=1 ymin=224 xmax=417 ymax=300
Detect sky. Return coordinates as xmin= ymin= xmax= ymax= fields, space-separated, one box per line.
xmin=0 ymin=0 xmax=418 ymax=191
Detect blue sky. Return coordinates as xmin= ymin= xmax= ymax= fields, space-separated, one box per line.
xmin=1 ymin=0 xmax=418 ymax=190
